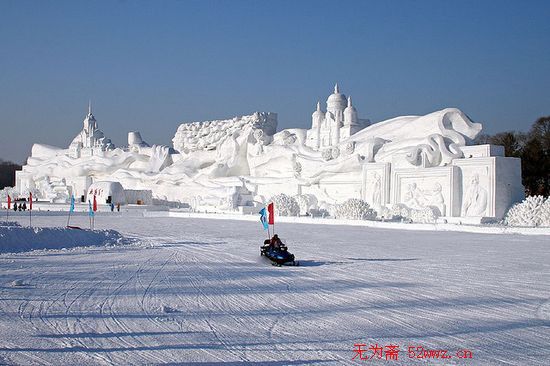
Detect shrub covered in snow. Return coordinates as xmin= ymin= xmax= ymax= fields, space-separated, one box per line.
xmin=390 ymin=204 xmax=410 ymax=220
xmin=409 ymin=207 xmax=439 ymax=224
xmin=308 ymin=208 xmax=330 ymax=218
xmin=269 ymin=194 xmax=300 ymax=216
xmin=505 ymin=196 xmax=550 ymax=227
xmin=389 ymin=203 xmax=439 ymax=223
xmin=377 ymin=206 xmax=401 ymax=221
xmin=335 ymin=199 xmax=377 ymax=220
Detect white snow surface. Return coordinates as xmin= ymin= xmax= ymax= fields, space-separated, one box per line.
xmin=0 ymin=213 xmax=549 ymax=365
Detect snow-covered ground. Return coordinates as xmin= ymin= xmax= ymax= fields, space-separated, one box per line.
xmin=0 ymin=212 xmax=549 ymax=365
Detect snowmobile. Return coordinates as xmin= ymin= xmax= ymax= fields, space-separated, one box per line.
xmin=260 ymin=240 xmax=299 ymax=266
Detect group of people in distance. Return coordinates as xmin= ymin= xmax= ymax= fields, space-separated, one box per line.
xmin=13 ymin=202 xmax=27 ymax=211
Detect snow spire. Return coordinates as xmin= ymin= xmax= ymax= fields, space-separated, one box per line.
xmin=334 ymin=83 xmax=339 ymax=94
xmin=348 ymin=96 xmax=352 ymax=107
xmin=316 ymin=101 xmax=321 ymax=111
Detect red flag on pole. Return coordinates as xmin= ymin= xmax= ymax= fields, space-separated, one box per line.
xmin=267 ymin=202 xmax=274 ymax=225
xmin=7 ymin=195 xmax=11 ymax=210
xmin=29 ymin=192 xmax=32 ymax=210
xmin=93 ymin=195 xmax=97 ymax=212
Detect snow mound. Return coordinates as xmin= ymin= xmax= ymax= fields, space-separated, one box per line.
xmin=336 ymin=199 xmax=377 ymax=220
xmin=0 ymin=226 xmax=129 ymax=254
xmin=0 ymin=221 xmax=21 ymax=227
xmin=269 ymin=194 xmax=300 ymax=216
xmin=505 ymin=196 xmax=550 ymax=227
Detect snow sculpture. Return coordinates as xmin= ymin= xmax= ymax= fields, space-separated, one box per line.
xmin=69 ymin=102 xmax=114 ymax=158
xmin=294 ymin=194 xmax=318 ymax=215
xmin=86 ymin=181 xmax=126 ymax=205
xmin=128 ymin=131 xmax=149 ymax=152
xmin=356 ymin=108 xmax=481 ymax=167
xmin=505 ymin=196 xmax=550 ymax=227
xmin=306 ymin=84 xmax=370 ymax=149
xmin=147 ymin=145 xmax=173 ymax=173
xmin=335 ymin=199 xmax=377 ymax=220
xmin=13 ymin=85 xmax=524 ymax=220
xmin=462 ymin=173 xmax=488 ymax=216
xmin=35 ymin=176 xmax=70 ymax=203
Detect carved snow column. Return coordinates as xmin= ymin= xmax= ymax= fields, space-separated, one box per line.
xmin=362 ymin=162 xmax=391 ymax=209
xmin=15 ymin=171 xmax=34 ymax=196
xmin=326 ymin=83 xmax=346 ymax=147
xmin=342 ymin=96 xmax=359 ymax=141
xmin=309 ymin=101 xmax=323 ymax=149
xmin=333 ymin=113 xmax=341 ymax=146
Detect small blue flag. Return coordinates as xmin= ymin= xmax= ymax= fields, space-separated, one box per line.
xmin=259 ymin=207 xmax=269 ymax=230
xmin=70 ymin=195 xmax=75 ymax=213
xmin=88 ymin=200 xmax=94 ymax=217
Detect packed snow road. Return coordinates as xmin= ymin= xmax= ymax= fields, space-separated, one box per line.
xmin=0 ymin=213 xmax=549 ymax=365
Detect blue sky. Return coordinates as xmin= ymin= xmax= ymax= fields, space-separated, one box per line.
xmin=1 ymin=0 xmax=549 ymax=163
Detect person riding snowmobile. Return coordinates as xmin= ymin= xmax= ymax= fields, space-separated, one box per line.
xmin=261 ymin=234 xmax=298 ymax=266
xmin=270 ymin=234 xmax=283 ymax=249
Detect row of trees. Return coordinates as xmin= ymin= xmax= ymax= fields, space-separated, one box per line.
xmin=0 ymin=160 xmax=22 ymax=190
xmin=474 ymin=116 xmax=550 ymax=196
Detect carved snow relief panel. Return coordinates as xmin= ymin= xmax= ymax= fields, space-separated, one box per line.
xmin=391 ymin=166 xmax=460 ymax=217
xmin=452 ymin=158 xmax=495 ymax=217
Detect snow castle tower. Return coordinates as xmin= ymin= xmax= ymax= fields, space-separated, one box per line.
xmin=69 ymin=101 xmax=114 ymax=158
xmin=306 ymin=84 xmax=369 ymax=149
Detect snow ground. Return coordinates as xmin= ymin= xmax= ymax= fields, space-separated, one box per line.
xmin=0 ymin=213 xmax=549 ymax=365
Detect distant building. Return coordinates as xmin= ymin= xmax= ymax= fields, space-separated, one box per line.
xmin=306 ymin=84 xmax=370 ymax=149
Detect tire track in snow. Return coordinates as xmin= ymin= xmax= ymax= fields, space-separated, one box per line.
xmin=173 ymin=249 xmax=248 ymax=362
xmin=97 ymin=256 xmax=169 ymax=364
xmin=536 ymin=297 xmax=550 ymax=321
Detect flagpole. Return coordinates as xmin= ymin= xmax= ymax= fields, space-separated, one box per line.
xmin=267 ymin=202 xmax=275 ymax=236
xmin=92 ymin=195 xmax=97 ymax=230
xmin=29 ymin=193 xmax=32 ymax=228
xmin=67 ymin=196 xmax=74 ymax=227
